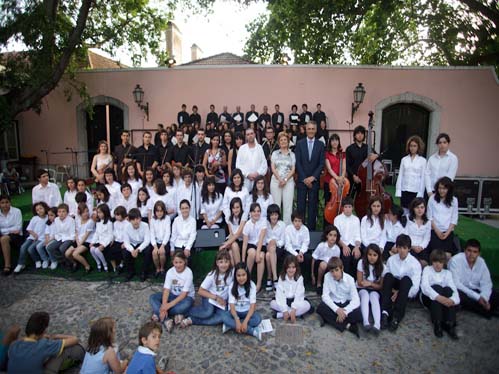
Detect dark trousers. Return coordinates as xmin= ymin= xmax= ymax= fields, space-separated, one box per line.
xmin=428 ymin=230 xmax=456 ymax=255
xmin=348 ymin=180 xmax=361 ymax=200
xmin=458 ymin=289 xmax=499 ymax=319
xmin=421 ymin=285 xmax=456 ymax=325
xmin=340 ymin=244 xmax=357 ymax=277
xmin=104 ymin=241 xmax=123 ymax=262
xmin=382 ymin=273 xmax=413 ymax=321
xmin=122 ymin=245 xmax=152 ymax=275
xmin=316 ymin=300 xmax=362 ymax=332
xmin=297 ymin=183 xmax=319 ymax=230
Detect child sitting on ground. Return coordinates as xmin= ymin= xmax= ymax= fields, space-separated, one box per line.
xmin=127 ymin=321 xmax=168 ymax=374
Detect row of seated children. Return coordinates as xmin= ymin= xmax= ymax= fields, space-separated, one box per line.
xmin=146 ymin=233 xmax=498 ymax=341
xmin=1 ymin=311 xmax=170 ymax=374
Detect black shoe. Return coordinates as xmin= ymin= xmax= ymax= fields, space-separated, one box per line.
xmin=271 ymin=311 xmax=277 ymax=319
xmin=125 ymin=273 xmax=135 ymax=282
xmin=389 ymin=318 xmax=400 ymax=332
xmin=434 ymin=322 xmax=443 ymax=338
xmin=118 ymin=266 xmax=125 ymax=274
xmin=443 ymin=323 xmax=458 ymax=340
xmin=70 ymin=263 xmax=79 ymax=273
xmin=85 ymin=267 xmax=92 ymax=274
xmin=381 ymin=314 xmax=389 ymax=330
xmin=372 ymin=327 xmax=380 ymax=337
xmin=140 ymin=272 xmax=147 ymax=282
xmin=316 ymin=286 xmax=323 ymax=296
xmin=317 ymin=314 xmax=325 ymax=327
xmin=154 ymin=271 xmax=161 ymax=278
xmin=348 ymin=323 xmax=360 ymax=338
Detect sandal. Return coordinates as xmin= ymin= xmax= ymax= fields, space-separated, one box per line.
xmin=174 ymin=314 xmax=184 ymax=325
xmin=151 ymin=314 xmax=159 ymax=322
xmin=164 ymin=319 xmax=174 ymax=333
xmin=180 ymin=317 xmax=192 ymax=329
xmin=2 ymin=267 xmax=12 ymax=276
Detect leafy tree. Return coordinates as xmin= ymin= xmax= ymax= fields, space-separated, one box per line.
xmin=0 ymin=0 xmax=183 ymax=128
xmin=244 ymin=0 xmax=499 ymax=71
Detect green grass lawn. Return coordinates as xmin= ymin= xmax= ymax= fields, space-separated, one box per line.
xmin=4 ymin=185 xmax=499 ymax=285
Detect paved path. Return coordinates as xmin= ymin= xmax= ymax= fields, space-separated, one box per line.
xmin=1 ymin=275 xmax=498 ymax=373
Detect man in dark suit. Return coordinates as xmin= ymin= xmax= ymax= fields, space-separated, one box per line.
xmin=295 ymin=121 xmax=325 ymax=230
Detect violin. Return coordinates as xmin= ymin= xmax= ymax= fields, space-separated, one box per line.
xmin=324 ymin=149 xmax=350 ymax=224
xmin=354 ymin=111 xmax=392 ymax=218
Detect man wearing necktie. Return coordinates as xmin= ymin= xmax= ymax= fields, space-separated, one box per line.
xmin=295 ymin=121 xmax=325 ymax=230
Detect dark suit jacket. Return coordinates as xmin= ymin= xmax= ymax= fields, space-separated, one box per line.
xmin=295 ymin=137 xmax=325 ymax=187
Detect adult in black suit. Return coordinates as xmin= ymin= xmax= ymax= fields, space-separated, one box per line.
xmin=295 ymin=121 xmax=325 ymax=230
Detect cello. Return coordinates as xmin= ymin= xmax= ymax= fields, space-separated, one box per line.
xmin=354 ymin=111 xmax=392 ymax=218
xmin=324 ymin=147 xmax=350 ymax=224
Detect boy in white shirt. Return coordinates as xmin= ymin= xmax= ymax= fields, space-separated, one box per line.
xmin=449 ymin=239 xmax=499 ymax=319
xmin=381 ymin=234 xmax=422 ymax=332
xmin=45 ymin=203 xmax=75 ymax=270
xmin=421 ymin=249 xmax=459 ymax=339
xmin=334 ymin=198 xmax=361 ymax=277
xmin=284 ymin=211 xmax=310 ymax=273
xmin=117 ymin=183 xmax=137 ymax=213
xmin=316 ymin=257 xmax=361 ymax=337
xmin=123 ymin=208 xmax=152 ymax=282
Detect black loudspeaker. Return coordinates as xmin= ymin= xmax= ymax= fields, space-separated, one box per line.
xmin=453 ymin=178 xmax=480 ymax=213
xmin=481 ymin=179 xmax=499 ymax=212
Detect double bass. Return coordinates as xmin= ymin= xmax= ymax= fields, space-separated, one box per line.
xmin=324 ymin=148 xmax=350 ymax=224
xmin=354 ymin=111 xmax=392 ymax=218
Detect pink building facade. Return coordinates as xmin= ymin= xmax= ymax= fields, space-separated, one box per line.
xmin=15 ymin=64 xmax=499 ymax=178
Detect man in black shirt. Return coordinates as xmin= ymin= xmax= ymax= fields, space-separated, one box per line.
xmin=232 ymin=105 xmax=244 ymax=128
xmin=272 ymin=104 xmax=284 ymax=132
xmin=136 ymin=131 xmax=159 ymax=177
xmin=168 ymin=129 xmax=191 ymax=167
xmin=346 ymin=125 xmax=378 ymax=199
xmin=258 ymin=106 xmax=272 ymax=132
xmin=245 ymin=104 xmax=259 ymax=126
xmin=153 ymin=123 xmax=164 ymax=146
xmin=219 ymin=105 xmax=233 ymax=125
xmin=114 ymin=130 xmax=136 ymax=180
xmin=157 ymin=129 xmax=173 ymax=175
xmin=190 ymin=105 xmax=201 ymax=127
xmin=206 ymin=104 xmax=218 ymax=127
xmin=190 ymin=128 xmax=210 ymax=167
xmin=262 ymin=127 xmax=278 ymax=165
xmin=299 ymin=104 xmax=312 ymax=126
xmin=177 ymin=104 xmax=190 ymax=126
xmin=312 ymin=103 xmax=326 ymax=126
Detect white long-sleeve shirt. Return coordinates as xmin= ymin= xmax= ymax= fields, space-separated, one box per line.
xmin=385 ymin=220 xmax=405 ymax=243
xmin=425 ymin=150 xmax=458 ymax=194
xmin=32 ymin=182 xmax=62 ymax=208
xmin=64 ymin=190 xmax=78 ymax=217
xmin=275 ymin=275 xmax=306 ymax=310
xmin=170 ymin=215 xmax=196 ymax=250
xmin=421 ymin=266 xmax=460 ymax=305
xmin=360 ymin=216 xmax=386 ymax=249
xmin=222 ymin=186 xmax=250 ymax=222
xmin=385 ymin=253 xmax=422 ymax=298
xmin=149 ymin=216 xmax=171 ymax=246
xmin=235 ymin=143 xmax=268 ymax=186
xmin=76 ymin=217 xmax=95 ymax=243
xmin=200 ymin=194 xmax=223 ymax=223
xmin=123 ymin=221 xmax=150 ymax=252
xmin=53 ymin=216 xmax=75 ymax=242
xmin=115 ymin=194 xmax=137 ymax=213
xmin=0 ymin=207 xmax=22 ymax=235
xmin=322 ymin=272 xmax=360 ymax=315
xmin=334 ymin=213 xmax=361 ymax=246
xmin=147 ymin=192 xmax=177 ymax=219
xmin=284 ymin=224 xmax=310 ymax=256
xmin=427 ymin=196 xmax=458 ymax=232
xmin=242 ymin=218 xmax=267 ymax=246
xmin=312 ymin=241 xmax=340 ymax=262
xmin=449 ymin=252 xmax=493 ymax=301
xmin=175 ymin=183 xmax=196 ymax=219
xmin=252 ymin=194 xmax=274 ymax=219
xmin=265 ymin=220 xmax=286 ymax=247
xmin=92 ymin=220 xmax=114 ymax=247
xmin=26 ymin=215 xmax=47 ymax=240
xmin=405 ymin=219 xmax=431 ymax=249
xmin=113 ymin=220 xmax=128 ymax=243
xmin=396 ymin=154 xmax=426 ymax=197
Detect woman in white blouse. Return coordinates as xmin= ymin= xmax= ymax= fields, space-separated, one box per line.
xmin=395 ymin=135 xmax=426 ymax=215
xmin=200 ymin=177 xmax=223 ymax=229
xmin=90 ymin=141 xmax=114 ymax=184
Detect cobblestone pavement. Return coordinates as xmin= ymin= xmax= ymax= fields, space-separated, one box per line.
xmin=1 ymin=275 xmax=498 ymax=374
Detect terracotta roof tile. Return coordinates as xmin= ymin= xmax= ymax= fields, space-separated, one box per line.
xmin=181 ymin=52 xmax=254 ymax=66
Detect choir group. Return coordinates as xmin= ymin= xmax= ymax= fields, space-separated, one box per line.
xmin=0 ymin=105 xmax=497 ymax=373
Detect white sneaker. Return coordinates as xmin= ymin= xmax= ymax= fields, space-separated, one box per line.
xmin=222 ymin=323 xmax=229 ymax=334
xmin=42 ymin=261 xmax=49 ymax=269
xmin=13 ymin=264 xmax=25 ymax=273
xmin=50 ymin=262 xmax=58 ymax=270
xmin=253 ymin=327 xmax=262 ymax=341
xmin=35 ymin=261 xmax=42 ymax=269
